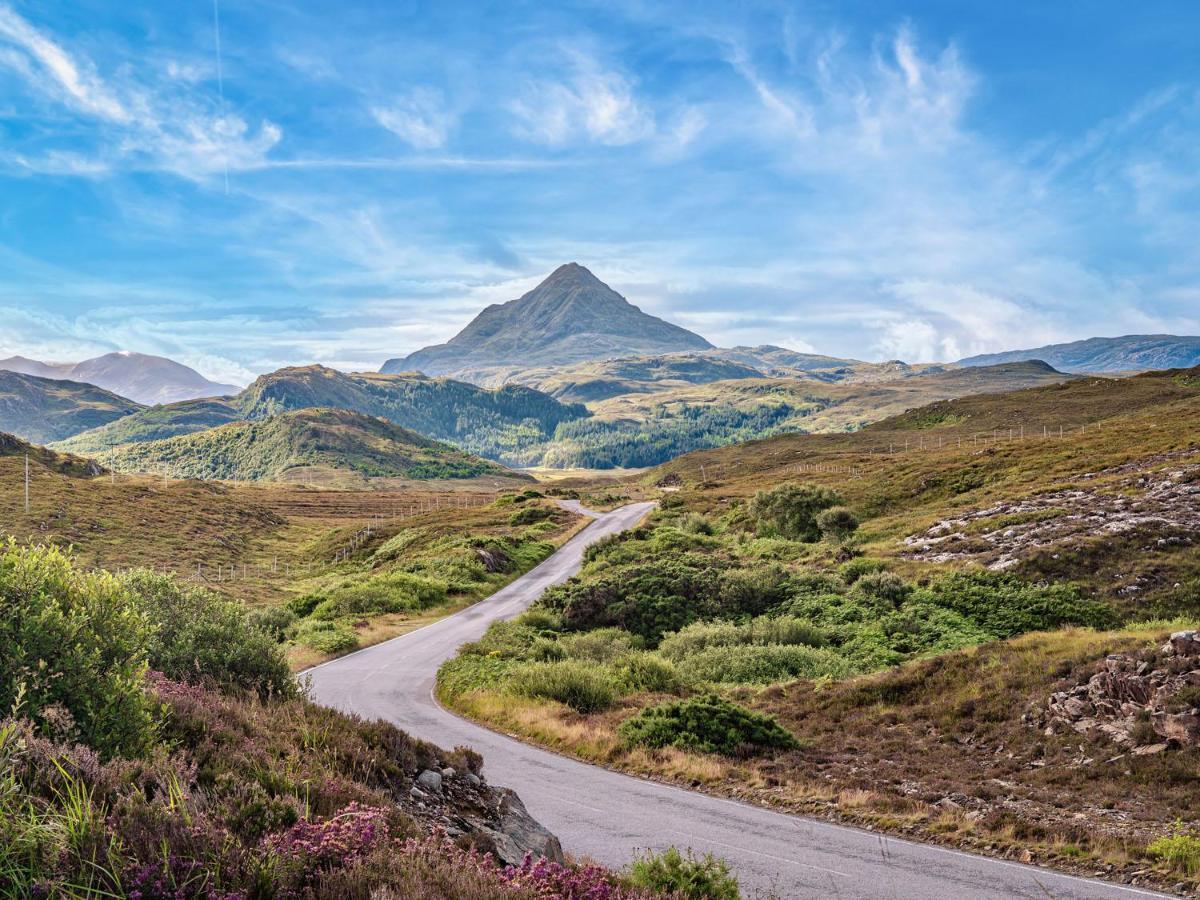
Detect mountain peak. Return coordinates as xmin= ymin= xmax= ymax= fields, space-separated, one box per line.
xmin=382 ymin=264 xmax=712 ymax=379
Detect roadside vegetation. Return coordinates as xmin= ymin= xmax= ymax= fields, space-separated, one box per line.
xmin=0 ymin=540 xmax=736 ymax=899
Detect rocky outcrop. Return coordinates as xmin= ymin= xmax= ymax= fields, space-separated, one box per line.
xmin=1036 ymin=631 xmax=1200 ymax=753
xmin=406 ymin=764 xmax=564 ymax=866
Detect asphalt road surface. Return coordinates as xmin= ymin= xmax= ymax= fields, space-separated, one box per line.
xmin=306 ymin=501 xmax=1166 ymax=899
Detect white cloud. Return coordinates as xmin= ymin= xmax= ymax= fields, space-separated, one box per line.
xmin=0 ymin=5 xmax=280 ymax=181
xmin=373 ymin=87 xmax=455 ymax=149
xmin=510 ymin=50 xmax=655 ymax=146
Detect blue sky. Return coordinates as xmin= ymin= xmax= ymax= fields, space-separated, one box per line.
xmin=1 ymin=0 xmax=1198 ymax=385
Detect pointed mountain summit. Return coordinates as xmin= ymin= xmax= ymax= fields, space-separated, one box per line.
xmin=381 ymin=263 xmax=712 ymax=378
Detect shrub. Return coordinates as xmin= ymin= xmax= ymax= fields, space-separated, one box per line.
xmin=248 ymin=605 xmax=296 ymax=642
xmin=0 ymin=543 xmax=152 ymax=758
xmin=926 ymin=571 xmax=1116 ymax=638
xmin=310 ymin=571 xmax=447 ymax=619
xmin=619 ymin=694 xmax=799 ymax=756
xmin=658 ymin=617 xmax=827 ymax=661
xmin=817 ymin=506 xmax=859 ymax=542
xmin=676 ymin=644 xmax=853 ymax=684
xmin=437 ymin=654 xmax=516 ymax=699
xmin=514 ymin=608 xmax=562 ymax=632
xmin=839 ymin=557 xmax=888 ymax=585
xmin=626 ymin=847 xmax=741 ymax=899
xmin=1146 ymin=831 xmax=1200 ymax=876
xmin=123 ymin=570 xmax=296 ymax=700
xmin=467 ymin=620 xmax=560 ymax=660
xmin=286 ymin=592 xmax=324 ymax=618
xmin=293 ymin=620 xmax=359 ymax=655
xmin=715 ymin=564 xmax=790 ymax=617
xmin=678 ymin=513 xmax=715 ymax=536
xmin=749 ymin=482 xmax=842 ymax=542
xmin=853 ymin=571 xmax=912 ymax=609
xmin=558 ymin=627 xmax=639 ymax=662
xmin=510 ymin=505 xmax=552 ymax=526
xmin=612 ymin=652 xmax=685 ymax=694
xmin=508 ymin=660 xmax=617 ymax=713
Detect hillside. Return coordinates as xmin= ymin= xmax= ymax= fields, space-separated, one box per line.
xmin=0 ymin=350 xmax=238 ymax=404
xmin=53 ymin=397 xmax=243 ymax=455
xmin=104 ymin=407 xmax=511 ymax=482
xmin=513 ymin=360 xmax=1073 ymax=469
xmin=382 ymin=263 xmax=712 ymax=378
xmin=0 ymin=370 xmax=144 ymax=444
xmin=960 ymin=334 xmax=1200 ymax=373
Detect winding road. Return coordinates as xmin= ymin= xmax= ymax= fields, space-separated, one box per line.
xmin=306 ymin=502 xmax=1166 ymax=899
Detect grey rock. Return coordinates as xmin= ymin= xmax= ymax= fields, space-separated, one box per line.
xmin=441 ymin=767 xmax=457 ymax=779
xmin=465 ymin=772 xmax=482 ymax=788
xmin=416 ymin=769 xmax=444 ymax=793
xmin=484 ymin=788 xmax=565 ymax=866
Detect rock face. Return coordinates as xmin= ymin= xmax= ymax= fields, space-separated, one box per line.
xmin=1039 ymin=631 xmax=1200 ymax=751
xmin=381 ymin=263 xmax=712 ymax=378
xmin=407 ymin=763 xmax=564 ymax=866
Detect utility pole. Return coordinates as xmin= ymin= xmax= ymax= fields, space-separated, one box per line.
xmin=24 ymin=452 xmax=30 ymax=513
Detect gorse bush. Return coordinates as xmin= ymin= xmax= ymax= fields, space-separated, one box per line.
xmin=749 ymin=482 xmax=842 ymax=542
xmin=626 ymin=846 xmax=741 ymax=899
xmin=0 ymin=543 xmax=152 ymax=758
xmin=309 ymin=570 xmax=447 ymax=619
xmin=852 ymin=571 xmax=912 ymax=609
xmin=927 ymin=571 xmax=1116 ymax=638
xmin=558 ymin=627 xmax=640 ymax=662
xmin=293 ymin=619 xmax=360 ymax=654
xmin=508 ymin=660 xmax=618 ymax=713
xmin=619 ymin=694 xmax=799 ymax=756
xmin=816 ymin=506 xmax=859 ymax=542
xmin=611 ymin=652 xmax=685 ymax=694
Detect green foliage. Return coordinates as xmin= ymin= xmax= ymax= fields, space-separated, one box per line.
xmin=749 ymin=482 xmax=842 ymax=542
xmin=853 ymin=571 xmax=912 ymax=609
xmin=619 ymin=694 xmax=799 ymax=756
xmin=436 ymin=654 xmax=517 ymax=699
xmin=0 ymin=542 xmax=152 ymax=758
xmin=508 ymin=660 xmax=618 ymax=713
xmin=611 ymin=652 xmax=685 ymax=694
xmin=657 ymin=616 xmax=827 ymax=661
xmin=816 ymin=505 xmax=859 ymax=542
xmin=293 ymin=619 xmax=359 ymax=654
xmin=121 ymin=570 xmax=296 ymax=700
xmin=676 ymin=644 xmax=854 ymax=684
xmin=510 ymin=505 xmax=553 ymax=526
xmin=249 ymin=605 xmax=297 ymax=642
xmin=926 ymin=571 xmax=1116 ymax=638
xmin=626 ymin=846 xmax=741 ymax=899
xmin=838 ymin=557 xmax=888 ymax=585
xmin=466 ymin=620 xmax=564 ymax=661
xmin=678 ymin=513 xmax=715 ymax=535
xmin=309 ymin=571 xmax=447 ymax=619
xmin=1146 ymin=830 xmax=1200 ymax=876
xmin=558 ymin=627 xmax=640 ymax=662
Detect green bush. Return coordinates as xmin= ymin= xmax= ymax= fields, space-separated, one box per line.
xmin=310 ymin=571 xmax=447 ymax=619
xmin=437 ymin=654 xmax=516 ymax=699
xmin=1146 ymin=831 xmax=1200 ymax=876
xmin=122 ymin=571 xmax=296 ymax=700
xmin=248 ymin=605 xmax=296 ymax=642
xmin=619 ymin=694 xmax=799 ymax=756
xmin=558 ymin=627 xmax=639 ymax=662
xmin=676 ymin=644 xmax=853 ymax=684
xmin=853 ymin=571 xmax=912 ymax=609
xmin=508 ymin=660 xmax=617 ymax=713
xmin=293 ymin=620 xmax=359 ymax=654
xmin=749 ymin=482 xmax=842 ymax=542
xmin=715 ymin=564 xmax=790 ymax=616
xmin=838 ymin=557 xmax=888 ymax=585
xmin=817 ymin=506 xmax=859 ymax=542
xmin=285 ymin=592 xmax=324 ymax=618
xmin=0 ymin=543 xmax=153 ymax=758
xmin=510 ymin=505 xmax=552 ymax=526
xmin=658 ymin=616 xmax=827 ymax=661
xmin=467 ymin=620 xmax=563 ymax=660
xmin=927 ymin=571 xmax=1116 ymax=638
xmin=678 ymin=513 xmax=715 ymax=536
xmin=626 ymin=847 xmax=740 ymax=899
xmin=612 ymin=652 xmax=685 ymax=694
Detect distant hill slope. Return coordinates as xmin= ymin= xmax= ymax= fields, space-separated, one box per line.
xmin=103 ymin=407 xmax=509 ymax=482
xmin=0 ymin=351 xmax=238 ymax=404
xmin=959 ymin=335 xmax=1200 ymax=374
xmin=0 ymin=430 xmax=105 ymax=477
xmin=53 ymin=365 xmax=588 ymax=470
xmin=381 ymin=263 xmax=712 ymax=378
xmin=0 ymin=371 xmax=144 ymax=444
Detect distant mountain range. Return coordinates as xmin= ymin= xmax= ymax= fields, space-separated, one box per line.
xmin=959 ymin=335 xmax=1200 ymax=374
xmin=381 ymin=263 xmax=712 ymax=379
xmin=0 ymin=351 xmax=238 ymax=405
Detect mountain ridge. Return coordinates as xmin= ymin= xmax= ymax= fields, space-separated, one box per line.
xmin=0 ymin=351 xmax=238 ymax=405
xmin=959 ymin=334 xmax=1200 ymax=374
xmin=381 ymin=263 xmax=712 ymax=377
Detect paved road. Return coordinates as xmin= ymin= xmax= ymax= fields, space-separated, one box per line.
xmin=307 ymin=502 xmax=1166 ymax=899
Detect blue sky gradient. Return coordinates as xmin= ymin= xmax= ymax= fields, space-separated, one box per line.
xmin=1 ymin=1 xmax=1198 ymax=385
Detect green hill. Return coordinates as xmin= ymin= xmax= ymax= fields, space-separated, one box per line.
xmin=54 ymin=397 xmax=242 ymax=455
xmin=0 ymin=371 xmax=143 ymax=444
xmin=105 ymin=407 xmax=511 ymax=482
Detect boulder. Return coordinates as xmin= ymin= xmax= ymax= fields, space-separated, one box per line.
xmin=416 ymin=770 xmax=443 ymax=794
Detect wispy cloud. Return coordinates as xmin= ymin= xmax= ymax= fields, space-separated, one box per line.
xmin=510 ymin=49 xmax=655 ymax=146
xmin=372 ymin=87 xmax=455 ymax=149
